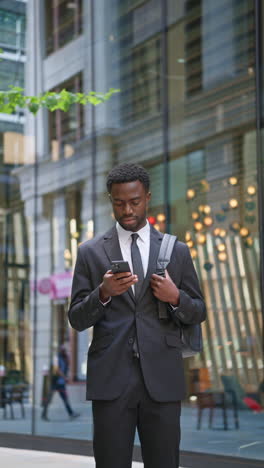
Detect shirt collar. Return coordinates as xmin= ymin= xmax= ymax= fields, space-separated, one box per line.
xmin=116 ymin=220 xmax=150 ymax=244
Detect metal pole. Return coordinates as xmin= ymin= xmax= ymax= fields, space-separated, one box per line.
xmin=161 ymin=0 xmax=170 ymax=232
xmin=31 ymin=0 xmax=39 ymax=435
xmin=90 ymin=0 xmax=97 ymax=234
xmin=255 ymin=0 xmax=264 ymax=358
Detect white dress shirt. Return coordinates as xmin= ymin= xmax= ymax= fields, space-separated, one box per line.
xmin=116 ymin=220 xmax=150 ymax=280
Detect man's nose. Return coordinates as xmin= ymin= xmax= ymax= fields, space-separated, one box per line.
xmin=123 ymin=203 xmax=133 ymax=215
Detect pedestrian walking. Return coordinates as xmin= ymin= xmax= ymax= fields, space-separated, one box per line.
xmin=41 ymin=344 xmax=80 ymax=421
xmin=68 ymin=163 xmax=206 ymax=468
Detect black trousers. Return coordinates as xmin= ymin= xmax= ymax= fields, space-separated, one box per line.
xmin=42 ymin=384 xmax=73 ymax=416
xmin=92 ymin=357 xmax=181 ymax=468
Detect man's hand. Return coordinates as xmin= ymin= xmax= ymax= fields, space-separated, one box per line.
xmin=99 ymin=270 xmax=138 ymax=302
xmin=150 ymin=270 xmax=180 ymax=306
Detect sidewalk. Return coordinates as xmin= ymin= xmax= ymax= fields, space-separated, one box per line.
xmin=0 ymin=447 xmax=144 ymax=467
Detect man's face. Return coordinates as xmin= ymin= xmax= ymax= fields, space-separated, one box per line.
xmin=109 ymin=180 xmax=151 ymax=232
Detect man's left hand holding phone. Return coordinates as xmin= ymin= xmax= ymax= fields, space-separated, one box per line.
xmin=99 ymin=260 xmax=138 ymax=303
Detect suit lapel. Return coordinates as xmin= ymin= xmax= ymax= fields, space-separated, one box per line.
xmin=103 ymin=226 xmax=135 ymax=304
xmin=103 ymin=226 xmax=123 ymax=263
xmin=137 ymin=226 xmax=163 ymax=303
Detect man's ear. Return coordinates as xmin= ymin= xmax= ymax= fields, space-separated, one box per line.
xmin=147 ymin=191 xmax=151 ymax=202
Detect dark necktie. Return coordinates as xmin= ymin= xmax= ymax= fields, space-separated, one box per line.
xmin=130 ymin=233 xmax=144 ymax=358
xmin=131 ymin=233 xmax=144 ymax=299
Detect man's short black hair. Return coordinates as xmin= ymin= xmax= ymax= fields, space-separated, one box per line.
xmin=106 ymin=163 xmax=150 ymax=193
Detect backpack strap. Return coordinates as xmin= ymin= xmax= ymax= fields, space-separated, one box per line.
xmin=157 ymin=233 xmax=177 ymax=273
xmin=156 ymin=234 xmax=177 ymax=320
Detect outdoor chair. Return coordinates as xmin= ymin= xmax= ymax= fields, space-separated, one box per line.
xmin=221 ymin=375 xmax=263 ymax=412
xmin=196 ymin=374 xmax=264 ymax=430
xmin=196 ymin=389 xmax=239 ymax=430
xmin=0 ymin=370 xmax=28 ymax=419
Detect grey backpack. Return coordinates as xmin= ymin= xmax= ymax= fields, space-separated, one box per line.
xmin=157 ymin=234 xmax=203 ymax=358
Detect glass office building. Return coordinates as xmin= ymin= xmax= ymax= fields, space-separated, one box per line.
xmin=0 ymin=1 xmax=264 ymax=466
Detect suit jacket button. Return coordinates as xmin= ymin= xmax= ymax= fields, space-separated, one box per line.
xmin=128 ymin=337 xmax=134 ymax=344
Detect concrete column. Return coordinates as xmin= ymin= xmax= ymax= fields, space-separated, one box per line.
xmin=24 ymin=192 xmax=53 ymax=408
xmin=82 ymin=0 xmax=93 ymax=136
xmin=93 ymin=0 xmax=121 ymax=131
xmin=52 ymin=195 xmax=66 ymax=273
xmin=25 ymin=0 xmax=49 ymax=161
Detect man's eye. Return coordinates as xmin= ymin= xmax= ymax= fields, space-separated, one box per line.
xmin=132 ymin=201 xmax=140 ymax=206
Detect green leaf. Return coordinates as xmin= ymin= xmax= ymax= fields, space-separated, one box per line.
xmin=8 ymin=85 xmax=24 ymax=92
xmin=56 ymin=89 xmax=77 ymax=112
xmin=41 ymin=93 xmax=60 ymax=111
xmin=28 ymin=102 xmax=40 ymax=114
xmin=0 ymin=87 xmax=120 ymax=115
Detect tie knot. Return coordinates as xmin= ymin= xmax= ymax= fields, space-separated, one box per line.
xmin=131 ymin=233 xmax=139 ymax=243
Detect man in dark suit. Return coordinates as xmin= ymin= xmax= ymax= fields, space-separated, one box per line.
xmin=68 ymin=163 xmax=206 ymax=468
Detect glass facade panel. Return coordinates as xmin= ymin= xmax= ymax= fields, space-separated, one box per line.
xmin=0 ymin=0 xmax=263 ymax=464
xmin=45 ymin=0 xmax=83 ymax=56
xmin=0 ymin=5 xmax=26 ymax=51
xmin=167 ymin=1 xmax=263 ymax=457
xmin=0 ymin=0 xmax=30 ymax=431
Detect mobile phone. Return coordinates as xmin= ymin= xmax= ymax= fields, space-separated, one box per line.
xmin=111 ymin=260 xmax=131 ymax=274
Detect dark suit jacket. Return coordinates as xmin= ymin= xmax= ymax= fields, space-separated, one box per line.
xmin=68 ymin=225 xmax=206 ymax=402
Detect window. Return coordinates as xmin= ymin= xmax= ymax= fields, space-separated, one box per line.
xmin=49 ymin=73 xmax=84 ymax=161
xmin=45 ymin=0 xmax=83 ymax=56
xmin=0 ymin=8 xmax=26 ymax=52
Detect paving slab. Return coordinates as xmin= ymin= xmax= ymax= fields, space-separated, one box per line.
xmin=0 ymin=447 xmax=144 ymax=467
